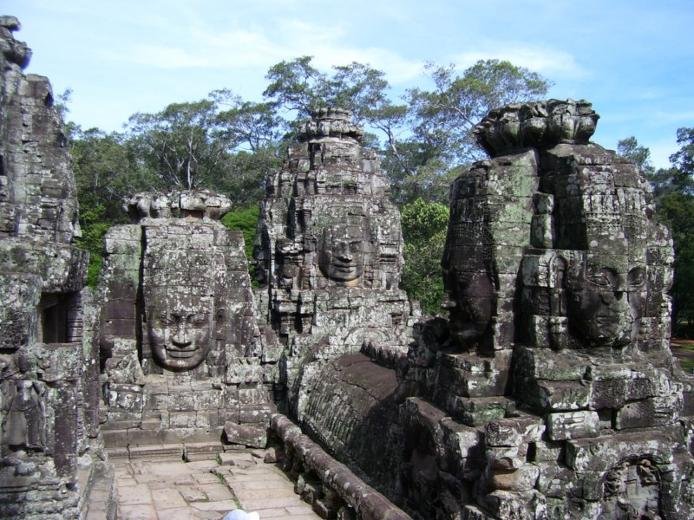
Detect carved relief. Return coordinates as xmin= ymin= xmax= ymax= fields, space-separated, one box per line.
xmin=602 ymin=459 xmax=661 ymax=519
xmin=146 ymin=287 xmax=215 ymax=371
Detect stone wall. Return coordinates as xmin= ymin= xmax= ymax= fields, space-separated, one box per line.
xmin=271 ymin=413 xmax=412 ymax=520
xmin=0 ymin=17 xmax=112 ymax=519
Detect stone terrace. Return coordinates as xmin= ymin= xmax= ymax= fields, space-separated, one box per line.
xmin=111 ymin=450 xmax=320 ymax=520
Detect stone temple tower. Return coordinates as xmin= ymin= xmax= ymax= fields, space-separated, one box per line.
xmin=97 ymin=190 xmax=280 ymax=453
xmin=255 ymin=108 xmax=418 ymax=416
xmin=400 ymin=100 xmax=694 ymax=519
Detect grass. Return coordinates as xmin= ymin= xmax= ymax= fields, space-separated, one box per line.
xmin=671 ymin=338 xmax=694 ymax=373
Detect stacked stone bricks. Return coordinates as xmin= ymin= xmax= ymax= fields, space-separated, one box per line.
xmin=0 ymin=17 xmax=111 ymax=519
xmin=400 ymin=100 xmax=694 ymax=519
xmin=98 ymin=190 xmax=280 ymax=453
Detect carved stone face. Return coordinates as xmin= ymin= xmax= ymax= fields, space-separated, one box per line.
xmin=318 ymin=224 xmax=365 ymax=284
xmin=448 ymin=270 xmax=496 ymax=345
xmin=148 ymin=293 xmax=214 ymax=371
xmin=566 ymin=259 xmax=646 ymax=348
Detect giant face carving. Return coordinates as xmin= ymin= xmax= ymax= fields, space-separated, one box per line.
xmin=318 ymin=224 xmax=366 ymax=284
xmin=566 ymin=257 xmax=646 ymax=348
xmin=447 ymin=270 xmax=496 ymax=347
xmin=147 ymin=291 xmax=214 ymax=371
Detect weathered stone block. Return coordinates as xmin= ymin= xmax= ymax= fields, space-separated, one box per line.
xmin=546 ymin=411 xmax=599 ymax=441
xmin=614 ymin=399 xmax=656 ymax=430
xmin=169 ymin=412 xmax=197 ymax=429
xmin=448 ymin=396 xmax=510 ymax=426
xmin=223 ymin=422 xmax=267 ymax=448
xmin=491 ymin=464 xmax=540 ymax=492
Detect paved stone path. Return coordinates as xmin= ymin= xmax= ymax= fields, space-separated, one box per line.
xmin=113 ymin=451 xmax=320 ymax=520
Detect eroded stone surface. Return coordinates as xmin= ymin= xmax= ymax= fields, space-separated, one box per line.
xmin=112 ymin=452 xmax=320 ymax=519
xmin=98 ymin=190 xmax=279 ymax=449
xmin=254 ymin=108 xmax=418 ymax=420
xmin=0 ymin=20 xmax=112 ymax=519
xmin=398 ymin=100 xmax=694 ymax=519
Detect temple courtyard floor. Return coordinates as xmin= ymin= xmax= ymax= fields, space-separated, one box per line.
xmin=110 ymin=449 xmax=320 ymax=520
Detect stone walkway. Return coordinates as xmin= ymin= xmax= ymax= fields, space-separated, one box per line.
xmin=113 ymin=451 xmax=320 ymax=520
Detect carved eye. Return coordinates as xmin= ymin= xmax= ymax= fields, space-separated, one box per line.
xmin=628 ymin=267 xmax=646 ymax=288
xmin=190 ymin=313 xmax=208 ymax=325
xmin=586 ymin=268 xmax=614 ymax=288
xmin=162 ymin=313 xmax=183 ymax=325
xmin=349 ymin=241 xmax=363 ymax=252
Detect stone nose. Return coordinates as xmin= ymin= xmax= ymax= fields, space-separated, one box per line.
xmin=600 ymin=288 xmax=626 ymax=305
xmin=171 ymin=322 xmax=192 ymax=347
xmin=335 ymin=241 xmax=352 ymax=261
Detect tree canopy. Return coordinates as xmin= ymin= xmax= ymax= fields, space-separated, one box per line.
xmin=67 ymin=56 xmax=549 ymax=311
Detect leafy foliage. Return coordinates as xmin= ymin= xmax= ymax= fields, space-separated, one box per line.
xmin=400 ymin=199 xmax=449 ymax=315
xmin=221 ymin=205 xmax=261 ymax=285
xmin=221 ymin=205 xmax=261 ymax=261
xmin=67 ymin=56 xmax=550 ymax=305
xmin=617 ymin=136 xmax=655 ymax=175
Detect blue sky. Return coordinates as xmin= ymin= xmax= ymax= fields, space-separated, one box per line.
xmin=5 ymin=0 xmax=693 ymax=167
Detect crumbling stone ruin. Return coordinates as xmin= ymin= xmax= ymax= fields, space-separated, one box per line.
xmin=0 ymin=17 xmax=113 ymax=519
xmin=255 ymin=102 xmax=694 ymax=519
xmin=98 ymin=190 xmax=280 ymax=455
xmin=254 ymin=107 xmax=418 ymax=415
xmin=2 ymin=14 xmax=694 ymax=520
xmin=396 ymin=100 xmax=694 ymax=519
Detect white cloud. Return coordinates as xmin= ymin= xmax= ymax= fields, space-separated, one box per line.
xmin=104 ymin=17 xmax=425 ymax=84
xmin=451 ymin=43 xmax=587 ymax=78
xmin=651 ymin=109 xmax=694 ymax=125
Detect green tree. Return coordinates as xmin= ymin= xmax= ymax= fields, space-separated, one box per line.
xmin=263 ymin=56 xmax=326 ymax=118
xmin=71 ymin=128 xmax=160 ymax=219
xmin=127 ymin=99 xmax=225 ymax=190
xmin=210 ymin=91 xmax=284 ymax=202
xmin=391 ymin=60 xmax=550 ymax=204
xmin=400 ymin=199 xmax=450 ymax=315
xmin=617 ymin=136 xmax=655 ymax=175
xmin=221 ymin=205 xmax=261 ymax=260
xmin=669 ymin=128 xmax=694 ymax=195
xmin=263 ymin=57 xmax=397 ymax=126
xmin=658 ymin=191 xmax=694 ymax=335
xmin=263 ymin=57 xmax=550 ymax=205
xmin=408 ymin=60 xmax=550 ymax=164
xmin=70 ymin=127 xmax=160 ymax=285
